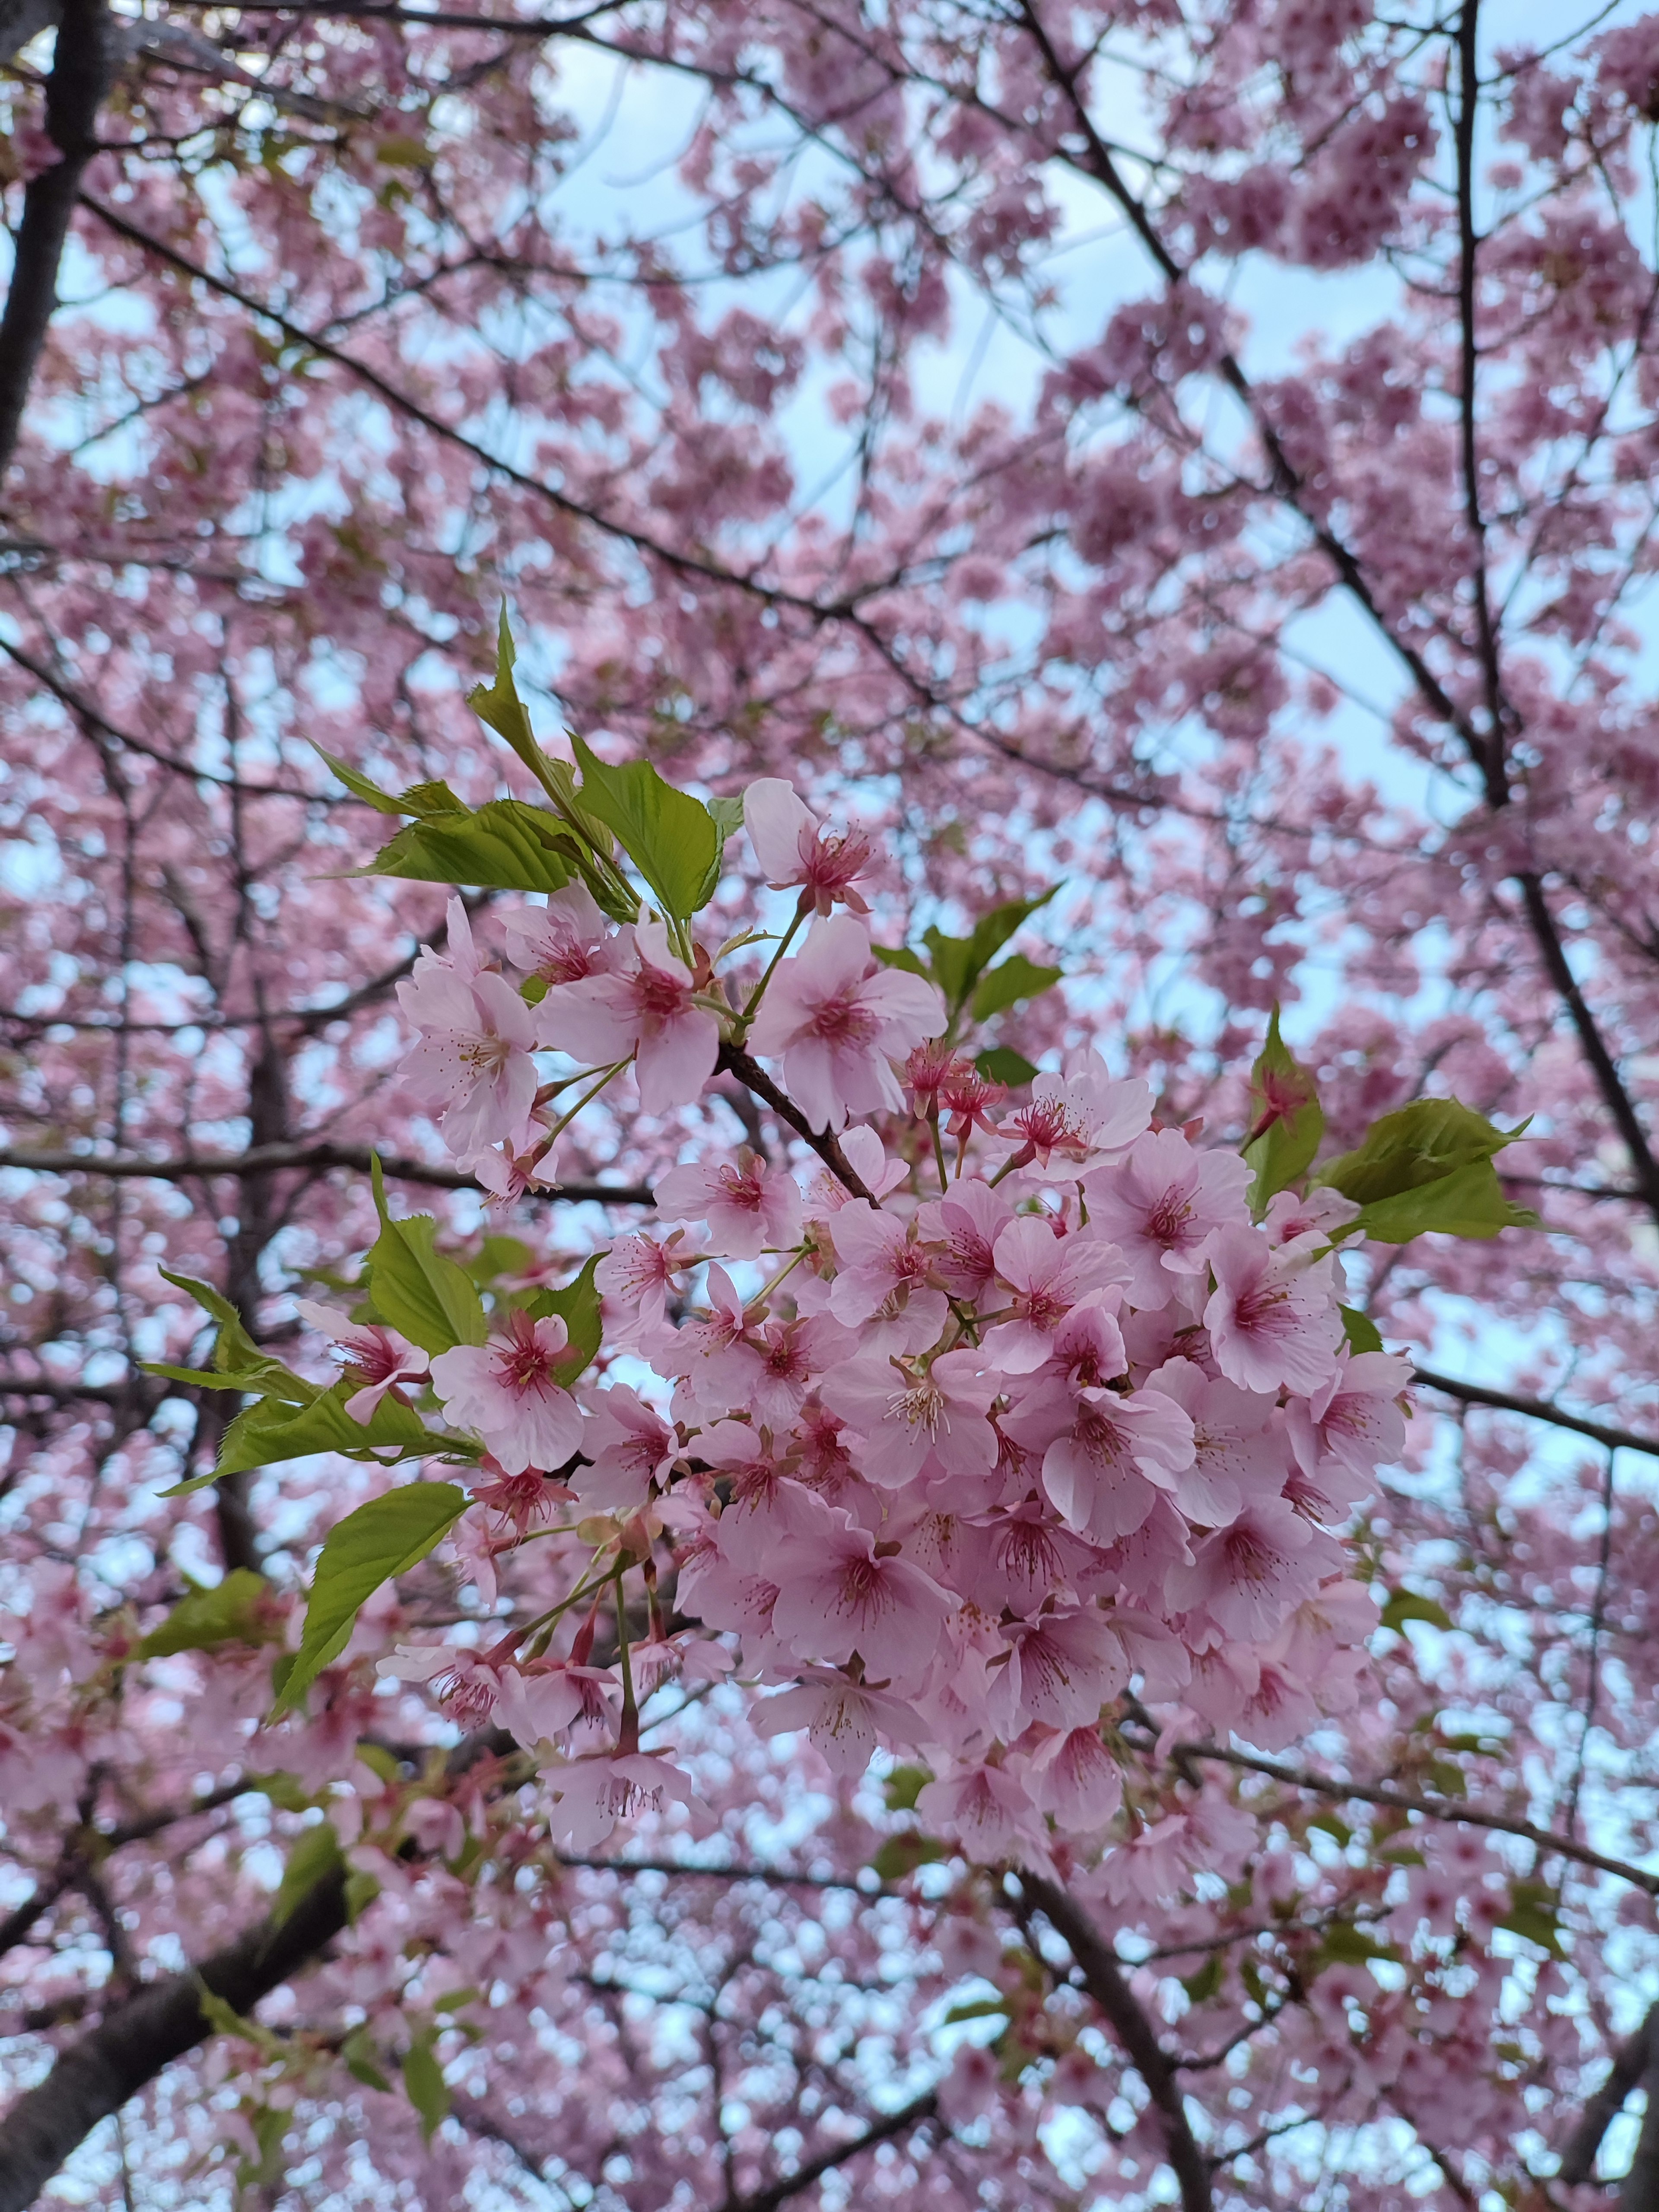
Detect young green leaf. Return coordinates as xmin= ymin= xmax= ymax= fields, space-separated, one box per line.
xmin=368 ymin=1157 xmax=487 ymax=1355
xmin=1353 ymin=1160 xmax=1538 ymax=1245
xmin=356 ymin=798 xmax=575 ymax=895
xmin=273 ymin=1483 xmax=467 ymax=1714
xmin=1242 ymin=1010 xmax=1323 ymax=1213
xmin=969 ymin=953 xmax=1062 ymax=1024
xmin=1339 ymin=1305 xmax=1384 ymax=1355
xmin=309 ymin=743 xmax=408 ymax=815
xmin=1379 ymin=1589 xmax=1453 ymax=1634
xmin=157 ymin=1269 xmax=294 ymax=1390
xmin=523 ymin=1254 xmax=603 ymax=1387
xmin=271 ymin=1819 xmax=344 ymax=1928
xmin=693 ymin=791 xmax=747 ymax=910
xmin=138 ymin=1568 xmax=275 ymax=1659
xmin=467 ymin=605 xmax=547 ymax=785
xmin=570 ymin=732 xmax=719 ymax=920
xmin=1316 ymin=1098 xmax=1528 ymax=1205
xmin=401 ymin=2030 xmax=451 ymax=2141
xmin=871 ymin=943 xmax=931 ymax=977
xmin=976 ymin=1046 xmax=1038 ymax=1088
xmin=341 ymin=2025 xmax=394 ymax=2094
xmin=189 ymin=1377 xmax=428 ymax=1490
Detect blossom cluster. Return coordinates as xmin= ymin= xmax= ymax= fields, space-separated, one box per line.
xmin=302 ymin=776 xmax=1405 ymax=1870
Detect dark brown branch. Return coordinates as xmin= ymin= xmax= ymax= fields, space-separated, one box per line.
xmin=0 ymin=0 xmax=117 ymax=477
xmin=0 ymin=1144 xmax=653 ymax=1206
xmin=1412 ymin=1367 xmax=1659 ymax=1460
xmin=0 ymin=1865 xmax=349 ymax=2212
xmin=1015 ymin=1872 xmax=1214 ymax=2212
xmin=731 ymin=2090 xmax=940 ymax=2212
xmin=1560 ymin=2005 xmax=1659 ymax=2185
xmin=715 ymin=1045 xmax=873 ymax=1201
xmin=1163 ymin=1740 xmax=1659 ymax=1896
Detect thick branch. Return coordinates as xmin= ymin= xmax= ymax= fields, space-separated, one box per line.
xmin=1165 ymin=1740 xmax=1659 ymax=1896
xmin=1015 ymin=1872 xmax=1214 ymax=2212
xmin=0 ymin=1866 xmax=348 ymax=2212
xmin=0 ymin=1143 xmax=652 ymax=1206
xmin=1412 ymin=1367 xmax=1659 ymax=1460
xmin=1560 ymin=2005 xmax=1659 ymax=2185
xmin=0 ymin=0 xmax=116 ymax=476
xmin=715 ymin=1045 xmax=873 ymax=1201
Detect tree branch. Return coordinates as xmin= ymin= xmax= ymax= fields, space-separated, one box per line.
xmin=715 ymin=1046 xmax=873 ymax=1202
xmin=731 ymin=2090 xmax=939 ymax=2212
xmin=0 ymin=0 xmax=117 ymax=477
xmin=0 ymin=1865 xmax=348 ymax=2212
xmin=1163 ymin=1740 xmax=1659 ymax=1895
xmin=1411 ymin=1367 xmax=1659 ymax=1460
xmin=0 ymin=1144 xmax=653 ymax=1206
xmin=1014 ymin=1872 xmax=1214 ymax=2212
xmin=1559 ymin=2005 xmax=1659 ymax=2186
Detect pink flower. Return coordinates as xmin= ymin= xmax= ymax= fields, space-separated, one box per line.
xmin=916 ymin=1177 xmax=1015 ymax=1302
xmin=1024 ymin=1725 xmax=1125 ymax=1829
xmin=826 ymin=1204 xmax=948 ymax=1340
xmin=915 ymin=1761 xmax=1046 ymax=1859
xmin=501 ymin=883 xmax=622 ymax=984
xmin=1007 ymin=1382 xmax=1195 ymax=1545
xmin=819 ymin=1349 xmax=998 ymax=1490
xmin=595 ymin=1232 xmax=686 ymax=1336
xmin=769 ymin=1513 xmax=953 ymax=1689
xmin=397 ymin=897 xmax=540 ymax=1157
xmin=1165 ymin=1495 xmax=1343 ymax=1640
xmin=802 ymin=1125 xmax=910 ymax=1217
xmin=1084 ymin=1128 xmax=1252 ymax=1305
xmin=655 ymin=1148 xmax=803 ymax=1260
xmin=492 ymin=1658 xmax=618 ymax=1752
xmin=295 ymin=1299 xmax=428 ymax=1423
xmin=1202 ymin=1224 xmax=1342 ymax=1395
xmin=991 ymin=1058 xmax=1151 ymax=1179
xmin=982 ymin=1216 xmax=1128 ymax=1373
xmin=743 ymin=776 xmax=875 ymax=915
xmin=578 ymin=1384 xmax=680 ymax=1512
xmin=545 ymin=1751 xmax=696 ymax=1850
xmin=751 ymin=1668 xmax=920 ymax=1777
xmin=747 ymin=914 xmax=944 ymax=1133
xmin=993 ymin=1606 xmax=1131 ymax=1732
xmin=430 ymin=1310 xmax=583 ymax=1475
xmin=536 ymin=922 xmax=719 ymax=1115
xmin=747 ymin=1313 xmax=857 ymax=1428
xmin=1287 ymin=1350 xmax=1411 ymax=1484
xmin=1144 ymin=1357 xmax=1287 ymax=1525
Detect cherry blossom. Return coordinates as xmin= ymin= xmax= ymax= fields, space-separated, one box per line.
xmin=746 ymin=914 xmax=945 ymax=1130
xmin=536 ymin=922 xmax=719 ymax=1113
xmin=1203 ymin=1222 xmax=1344 ymax=1394
xmin=654 ymin=1148 xmax=802 ymax=1259
xmin=293 ymin=1300 xmax=429 ymax=1423
xmin=397 ymin=898 xmax=541 ymax=1157
xmin=430 ymin=1311 xmax=583 ymax=1475
xmin=743 ymin=776 xmax=875 ymax=915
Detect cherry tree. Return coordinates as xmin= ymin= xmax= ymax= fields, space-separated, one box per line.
xmin=4 ymin=3 xmax=1659 ymax=2209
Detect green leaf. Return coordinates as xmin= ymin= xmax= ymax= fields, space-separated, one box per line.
xmin=160 ymin=1378 xmax=429 ymax=1496
xmin=1352 ymin=1159 xmax=1539 ymax=1245
xmin=341 ymin=2025 xmax=394 ymax=2094
xmin=367 ymin=1157 xmax=488 ymax=1355
xmin=273 ymin=1483 xmax=467 ymax=1714
xmin=923 ymin=889 xmax=1058 ymax=1022
xmin=1379 ymin=1589 xmax=1453 ymax=1634
xmin=522 ymin=1254 xmax=603 ymax=1388
xmin=963 ymin=887 xmax=1058 ymax=976
xmin=310 ymin=743 xmax=408 ymax=814
xmin=1242 ymin=1009 xmax=1323 ymax=1212
xmin=1314 ymin=1922 xmax=1398 ymax=1967
xmin=343 ymin=1870 xmax=383 ymax=1923
xmin=882 ymin=1764 xmax=933 ymax=1813
xmin=1308 ymin=1811 xmax=1353 ymax=1847
xmin=1497 ymin=1882 xmax=1565 ymax=1959
xmin=571 ymin=731 xmax=719 ymax=920
xmin=944 ymin=1996 xmax=1010 ymax=2024
xmin=197 ymin=1982 xmax=284 ymax=2059
xmin=358 ymin=798 xmax=575 ymax=895
xmin=398 ymin=779 xmax=467 ymax=818
xmin=433 ymin=1986 xmax=479 ymax=2015
xmin=271 ymin=1819 xmax=344 ymax=1928
xmin=871 ymin=944 xmax=930 ymax=976
xmin=1340 ymin=1305 xmax=1384 ymax=1354
xmin=969 ymin=954 xmax=1062 ymax=1024
xmin=976 ymin=1047 xmax=1038 ymax=1089
xmin=1317 ymin=1098 xmax=1527 ymax=1206
xmin=694 ymin=793 xmax=747 ymax=911
xmin=467 ymin=606 xmax=546 ymax=784
xmin=868 ymin=1833 xmax=949 ymax=1882
xmin=1179 ymin=1954 xmax=1224 ymax=2006
xmin=158 ymin=1270 xmax=298 ymax=1392
xmin=139 ymin=1569 xmax=274 ymax=1658
xmin=401 ymin=2031 xmax=451 ymax=2141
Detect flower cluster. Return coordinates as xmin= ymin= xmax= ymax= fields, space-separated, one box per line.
xmin=339 ymin=781 xmax=1405 ymax=1870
